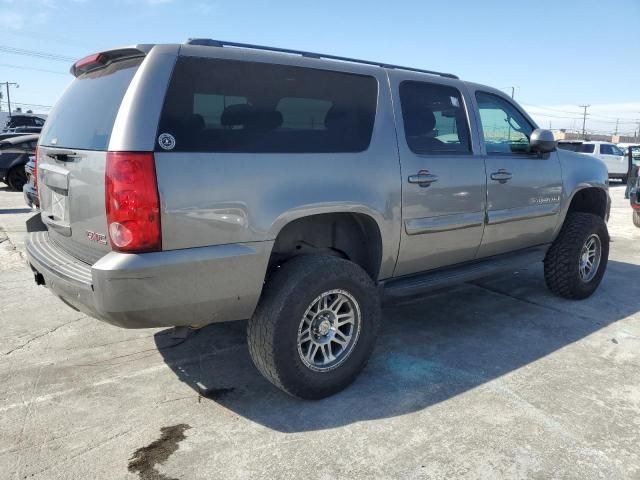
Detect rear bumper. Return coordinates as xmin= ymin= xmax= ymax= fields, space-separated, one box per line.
xmin=25 ymin=231 xmax=273 ymax=328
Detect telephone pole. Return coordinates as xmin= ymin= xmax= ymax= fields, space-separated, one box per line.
xmin=3 ymin=82 xmax=19 ymax=118
xmin=579 ymin=105 xmax=590 ymax=139
xmin=614 ymin=118 xmax=619 ymax=136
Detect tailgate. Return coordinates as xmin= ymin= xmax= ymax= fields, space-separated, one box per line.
xmin=38 ymin=55 xmax=144 ymax=264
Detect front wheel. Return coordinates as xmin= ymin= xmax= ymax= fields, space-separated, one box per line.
xmin=633 ymin=210 xmax=640 ymax=228
xmin=247 ymin=255 xmax=380 ymax=399
xmin=544 ymin=213 xmax=609 ymax=299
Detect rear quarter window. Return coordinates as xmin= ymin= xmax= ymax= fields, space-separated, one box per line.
xmin=576 ymin=144 xmax=595 ymax=154
xmin=40 ymin=57 xmax=142 ymax=150
xmin=156 ymin=57 xmax=378 ymax=153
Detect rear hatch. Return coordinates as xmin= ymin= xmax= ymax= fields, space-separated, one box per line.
xmin=38 ymin=52 xmax=145 ymax=264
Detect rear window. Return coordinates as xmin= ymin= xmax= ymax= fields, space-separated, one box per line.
xmin=557 ymin=142 xmax=583 ymax=152
xmin=156 ymin=57 xmax=378 ymax=153
xmin=576 ymin=144 xmax=595 ymax=154
xmin=40 ymin=57 xmax=142 ymax=150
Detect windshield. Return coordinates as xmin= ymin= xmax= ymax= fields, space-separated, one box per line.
xmin=40 ymin=57 xmax=142 ymax=150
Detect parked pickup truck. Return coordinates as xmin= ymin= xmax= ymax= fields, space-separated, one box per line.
xmin=26 ymin=40 xmax=610 ymax=399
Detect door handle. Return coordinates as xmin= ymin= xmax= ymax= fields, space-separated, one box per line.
xmin=490 ymin=169 xmax=513 ymax=184
xmin=408 ymin=170 xmax=438 ymax=187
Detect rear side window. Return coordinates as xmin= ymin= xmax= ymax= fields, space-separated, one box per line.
xmin=157 ymin=57 xmax=378 ymax=153
xmin=40 ymin=57 xmax=142 ymax=150
xmin=576 ymin=144 xmax=595 ymax=154
xmin=399 ymin=81 xmax=471 ymax=154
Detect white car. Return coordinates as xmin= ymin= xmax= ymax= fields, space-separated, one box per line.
xmin=576 ymin=141 xmax=628 ymax=182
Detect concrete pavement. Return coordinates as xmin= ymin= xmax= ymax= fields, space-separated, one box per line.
xmin=1 ymin=183 xmax=639 ymax=479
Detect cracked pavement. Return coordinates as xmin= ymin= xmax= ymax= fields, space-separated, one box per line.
xmin=1 ymin=184 xmax=639 ymax=479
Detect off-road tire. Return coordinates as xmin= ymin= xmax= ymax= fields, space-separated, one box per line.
xmin=6 ymin=166 xmax=27 ymax=192
xmin=633 ymin=210 xmax=640 ymax=228
xmin=544 ymin=212 xmax=609 ymax=299
xmin=247 ymin=255 xmax=380 ymax=399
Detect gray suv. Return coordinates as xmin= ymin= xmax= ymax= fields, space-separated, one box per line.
xmin=26 ymin=40 xmax=610 ymax=399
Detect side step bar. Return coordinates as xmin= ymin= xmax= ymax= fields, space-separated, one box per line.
xmin=382 ymin=245 xmax=549 ymax=301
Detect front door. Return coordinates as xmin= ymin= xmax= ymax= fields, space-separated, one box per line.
xmin=473 ymin=91 xmax=563 ymax=258
xmin=391 ymin=75 xmax=487 ymax=277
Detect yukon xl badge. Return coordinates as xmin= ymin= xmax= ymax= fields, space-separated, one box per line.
xmin=86 ymin=230 xmax=108 ymax=245
xmin=158 ymin=133 xmax=176 ymax=150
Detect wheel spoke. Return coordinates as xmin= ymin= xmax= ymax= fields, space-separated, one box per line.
xmin=320 ymin=344 xmax=335 ymax=364
xmin=329 ymin=296 xmax=348 ymax=313
xmin=306 ymin=344 xmax=319 ymax=363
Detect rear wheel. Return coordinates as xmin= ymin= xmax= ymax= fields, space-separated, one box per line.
xmin=633 ymin=211 xmax=640 ymax=228
xmin=544 ymin=213 xmax=609 ymax=299
xmin=247 ymin=255 xmax=380 ymax=399
xmin=6 ymin=165 xmax=27 ymax=192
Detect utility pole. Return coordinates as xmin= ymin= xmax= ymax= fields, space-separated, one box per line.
xmin=510 ymin=86 xmax=515 ymax=99
xmin=3 ymin=82 xmax=19 ymax=118
xmin=614 ymin=118 xmax=619 ymax=136
xmin=579 ymin=105 xmax=590 ymax=139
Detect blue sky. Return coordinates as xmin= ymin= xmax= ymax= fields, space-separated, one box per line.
xmin=2 ymin=0 xmax=640 ymax=135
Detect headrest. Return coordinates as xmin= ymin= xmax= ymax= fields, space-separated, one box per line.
xmin=404 ymin=107 xmax=436 ymax=136
xmin=221 ymin=104 xmax=254 ymax=126
xmin=220 ymin=104 xmax=283 ymax=130
xmin=325 ymin=106 xmax=350 ymax=131
xmin=187 ymin=113 xmax=205 ymax=131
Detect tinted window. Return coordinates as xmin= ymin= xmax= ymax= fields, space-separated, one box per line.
xmin=610 ymin=145 xmax=624 ymax=156
xmin=576 ymin=144 xmax=595 ymax=153
xmin=157 ymin=57 xmax=378 ymax=153
xmin=40 ymin=57 xmax=142 ymax=150
xmin=557 ymin=142 xmax=583 ymax=152
xmin=599 ymin=144 xmax=614 ymax=155
xmin=476 ymin=92 xmax=533 ymax=154
xmin=399 ymin=81 xmax=471 ymax=154
xmin=34 ymin=118 xmax=45 ymax=127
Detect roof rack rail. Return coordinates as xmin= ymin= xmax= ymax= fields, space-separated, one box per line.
xmin=185 ymin=38 xmax=459 ymax=80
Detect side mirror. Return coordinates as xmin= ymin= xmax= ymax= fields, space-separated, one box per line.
xmin=530 ymin=129 xmax=557 ymax=154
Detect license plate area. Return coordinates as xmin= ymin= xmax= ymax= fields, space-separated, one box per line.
xmin=51 ymin=190 xmax=67 ymax=221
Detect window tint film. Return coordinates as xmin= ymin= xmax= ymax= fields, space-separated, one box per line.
xmin=157 ymin=57 xmax=378 ymax=153
xmin=399 ymin=81 xmax=471 ymax=154
xmin=40 ymin=57 xmax=142 ymax=150
xmin=610 ymin=145 xmax=623 ymax=156
xmin=576 ymin=144 xmax=596 ymax=153
xmin=476 ymin=92 xmax=534 ymax=154
xmin=557 ymin=142 xmax=583 ymax=152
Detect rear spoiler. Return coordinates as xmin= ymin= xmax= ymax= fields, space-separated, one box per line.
xmin=70 ymin=45 xmax=154 ymax=77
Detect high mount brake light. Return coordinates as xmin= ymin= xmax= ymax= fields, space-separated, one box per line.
xmin=105 ymin=152 xmax=161 ymax=253
xmin=72 ymin=53 xmax=104 ymax=75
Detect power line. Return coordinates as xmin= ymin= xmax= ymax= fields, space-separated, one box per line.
xmin=0 ymin=45 xmax=75 ymax=63
xmin=0 ymin=63 xmax=67 ymax=75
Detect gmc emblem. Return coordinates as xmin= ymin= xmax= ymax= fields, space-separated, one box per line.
xmin=86 ymin=230 xmax=108 ymax=245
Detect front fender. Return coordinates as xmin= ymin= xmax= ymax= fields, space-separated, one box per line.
xmin=554 ymin=150 xmax=609 ymax=236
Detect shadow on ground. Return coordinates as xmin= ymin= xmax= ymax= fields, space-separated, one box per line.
xmin=156 ymin=260 xmax=639 ymax=433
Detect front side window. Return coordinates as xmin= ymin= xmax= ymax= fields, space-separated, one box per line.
xmin=600 ymin=144 xmax=614 ymax=155
xmin=476 ymin=92 xmax=534 ymax=154
xmin=610 ymin=145 xmax=624 ymax=156
xmin=157 ymin=57 xmax=378 ymax=153
xmin=399 ymin=81 xmax=471 ymax=154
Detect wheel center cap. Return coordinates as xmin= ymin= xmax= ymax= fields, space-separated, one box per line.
xmin=317 ymin=319 xmax=331 ymax=336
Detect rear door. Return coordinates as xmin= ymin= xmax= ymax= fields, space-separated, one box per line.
xmin=472 ymin=90 xmax=562 ymax=258
xmin=37 ymin=49 xmax=168 ymax=264
xmin=598 ymin=144 xmax=627 ymax=175
xmin=389 ymin=73 xmax=486 ymax=276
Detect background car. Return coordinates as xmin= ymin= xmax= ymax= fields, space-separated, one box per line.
xmin=2 ymin=114 xmax=45 ymax=132
xmin=23 ymin=155 xmax=39 ymax=209
xmin=0 ymin=134 xmax=38 ymax=191
xmin=575 ymin=141 xmax=628 ymax=182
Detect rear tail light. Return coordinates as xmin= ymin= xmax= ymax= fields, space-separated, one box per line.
xmin=33 ymin=146 xmax=38 ymax=188
xmin=105 ymin=152 xmax=161 ymax=253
